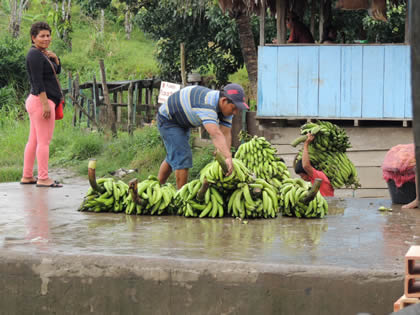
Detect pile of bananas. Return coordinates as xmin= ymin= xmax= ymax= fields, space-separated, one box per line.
xmin=292 ymin=120 xmax=351 ymax=152
xmin=125 ymin=175 xmax=177 ymax=215
xmin=235 ymin=133 xmax=290 ymax=187
xmin=296 ymin=148 xmax=360 ymax=189
xmin=78 ymin=178 xmax=129 ymax=213
xmin=227 ymin=178 xmax=279 ymax=219
xmin=291 ymin=120 xmax=360 ymax=189
xmin=174 ymin=179 xmax=225 ymax=218
xmin=279 ymin=178 xmax=328 ymax=218
xmin=199 ymin=158 xmax=252 ymax=192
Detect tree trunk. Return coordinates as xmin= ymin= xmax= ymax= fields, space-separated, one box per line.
xmin=124 ymin=9 xmax=133 ymax=40
xmin=410 ymin=0 xmax=420 ymax=202
xmin=8 ymin=0 xmax=28 ymax=38
xmin=310 ymin=0 xmax=316 ymax=38
xmin=236 ymin=13 xmax=258 ymax=99
xmin=100 ymin=9 xmax=105 ymax=34
xmin=259 ymin=0 xmax=265 ymax=46
xmin=319 ymin=0 xmax=325 ymax=43
xmin=276 ymin=0 xmax=288 ymax=44
xmin=62 ymin=0 xmax=72 ymax=50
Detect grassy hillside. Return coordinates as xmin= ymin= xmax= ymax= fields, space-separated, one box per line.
xmin=0 ymin=0 xmax=158 ymax=84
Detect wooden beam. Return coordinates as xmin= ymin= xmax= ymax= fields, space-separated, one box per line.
xmin=99 ymin=59 xmax=117 ymax=136
xmin=259 ymin=1 xmax=265 ymax=46
xmin=180 ymin=43 xmax=186 ymax=87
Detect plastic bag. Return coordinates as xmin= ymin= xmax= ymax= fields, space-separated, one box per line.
xmin=382 ymin=144 xmax=416 ymax=188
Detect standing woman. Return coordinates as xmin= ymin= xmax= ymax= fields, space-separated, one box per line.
xmin=20 ymin=22 xmax=63 ymax=187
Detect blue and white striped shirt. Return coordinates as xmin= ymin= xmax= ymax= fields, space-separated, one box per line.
xmin=158 ymin=86 xmax=232 ymax=128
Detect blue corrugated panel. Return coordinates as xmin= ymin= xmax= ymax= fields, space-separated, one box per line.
xmin=405 ymin=47 xmax=413 ymax=118
xmin=340 ymin=46 xmax=363 ymax=118
xmin=257 ymin=45 xmax=412 ymax=120
xmin=384 ymin=46 xmax=407 ymax=118
xmin=298 ymin=47 xmax=319 ymax=116
xmin=257 ymin=46 xmax=278 ymax=116
xmin=319 ymin=46 xmax=341 ymax=117
xmin=362 ymin=46 xmax=385 ymax=118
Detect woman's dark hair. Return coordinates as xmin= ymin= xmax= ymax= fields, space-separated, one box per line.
xmin=294 ymin=159 xmax=307 ymax=175
xmin=30 ymin=22 xmax=51 ymax=43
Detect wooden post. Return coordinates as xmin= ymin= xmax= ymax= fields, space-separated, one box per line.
xmin=72 ymin=74 xmax=80 ymax=127
xmin=259 ymin=1 xmax=265 ymax=46
xmin=113 ymin=91 xmax=118 ymax=126
xmin=133 ymin=82 xmax=139 ymax=126
xmin=127 ymin=82 xmax=133 ymax=135
xmin=319 ymin=0 xmax=325 ymax=43
xmin=67 ymin=72 xmax=72 ymax=107
xmin=79 ymin=95 xmax=84 ymax=126
xmin=276 ymin=0 xmax=288 ymax=44
xmin=92 ymin=75 xmax=98 ymax=125
xmin=87 ymin=99 xmax=90 ymax=128
xmin=180 ymin=43 xmax=186 ymax=87
xmin=99 ymin=59 xmax=116 ymax=136
xmin=406 ymin=0 xmax=410 ymax=44
xmin=117 ymin=90 xmax=122 ymax=123
xmin=410 ymin=0 xmax=420 ymax=204
xmin=310 ymin=0 xmax=317 ymax=39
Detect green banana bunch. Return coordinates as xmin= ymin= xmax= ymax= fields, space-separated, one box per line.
xmin=279 ymin=178 xmax=328 ymax=218
xmin=126 ymin=175 xmax=176 ymax=215
xmin=78 ymin=178 xmax=129 ymax=213
xmin=291 ymin=120 xmax=351 ymax=153
xmin=199 ymin=158 xmax=252 ymax=193
xmin=175 ymin=179 xmax=225 ymax=218
xmin=235 ymin=134 xmax=290 ymax=186
xmin=227 ymin=178 xmax=279 ymax=219
xmin=295 ymin=147 xmax=361 ymax=189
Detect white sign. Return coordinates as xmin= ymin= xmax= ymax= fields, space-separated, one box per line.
xmin=158 ymin=81 xmax=181 ymax=104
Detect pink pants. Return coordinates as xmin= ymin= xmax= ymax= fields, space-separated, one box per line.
xmin=22 ymin=94 xmax=55 ymax=180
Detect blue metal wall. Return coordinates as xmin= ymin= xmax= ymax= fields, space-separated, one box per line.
xmin=257 ymin=45 xmax=412 ymax=119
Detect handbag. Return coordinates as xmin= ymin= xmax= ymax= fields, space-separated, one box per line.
xmin=41 ymin=49 xmax=65 ymax=120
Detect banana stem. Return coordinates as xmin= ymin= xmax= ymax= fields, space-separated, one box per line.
xmin=252 ymin=187 xmax=262 ymax=197
xmin=303 ymin=178 xmax=322 ymax=204
xmin=129 ymin=178 xmax=147 ymax=206
xmin=215 ymin=151 xmax=228 ymax=174
xmin=88 ymin=159 xmax=105 ymax=193
xmin=196 ymin=178 xmax=209 ymax=201
xmin=291 ymin=135 xmax=307 ymax=147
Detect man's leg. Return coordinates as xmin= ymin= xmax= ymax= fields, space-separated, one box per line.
xmin=175 ymin=169 xmax=188 ymax=189
xmin=158 ymin=160 xmax=172 ymax=185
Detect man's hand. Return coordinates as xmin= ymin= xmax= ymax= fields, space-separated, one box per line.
xmin=45 ymin=50 xmax=59 ymax=64
xmin=225 ymin=157 xmax=233 ymax=176
xmin=305 ymin=133 xmax=315 ymax=144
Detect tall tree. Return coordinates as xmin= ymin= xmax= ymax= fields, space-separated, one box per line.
xmin=8 ymin=0 xmax=29 ymax=38
xmin=50 ymin=0 xmax=73 ymax=49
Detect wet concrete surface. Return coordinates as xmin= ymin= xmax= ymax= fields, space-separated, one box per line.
xmin=0 ymin=181 xmax=418 ymax=271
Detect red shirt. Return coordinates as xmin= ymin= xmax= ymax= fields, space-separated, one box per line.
xmin=308 ymin=169 xmax=334 ymax=197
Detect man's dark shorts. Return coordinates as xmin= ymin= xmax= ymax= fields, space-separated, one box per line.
xmin=157 ymin=114 xmax=192 ymax=170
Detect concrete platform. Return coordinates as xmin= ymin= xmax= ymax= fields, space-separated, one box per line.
xmin=0 ymin=182 xmax=418 ymax=314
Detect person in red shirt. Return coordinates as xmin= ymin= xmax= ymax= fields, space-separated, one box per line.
xmin=294 ymin=133 xmax=334 ymax=197
xmin=286 ymin=12 xmax=315 ymax=44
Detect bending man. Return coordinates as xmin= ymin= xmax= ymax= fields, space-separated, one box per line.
xmin=157 ymin=83 xmax=248 ymax=189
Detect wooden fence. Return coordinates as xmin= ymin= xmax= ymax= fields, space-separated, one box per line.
xmin=64 ymin=73 xmax=161 ymax=133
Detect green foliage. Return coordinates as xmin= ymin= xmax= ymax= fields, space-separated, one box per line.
xmin=69 ymin=133 xmax=104 ymax=160
xmin=0 ymin=35 xmax=28 ymax=92
xmin=363 ymin=2 xmax=406 ymax=43
xmin=136 ymin=0 xmax=243 ymax=86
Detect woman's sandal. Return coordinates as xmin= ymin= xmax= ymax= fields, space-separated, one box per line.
xmin=36 ymin=180 xmax=63 ymax=188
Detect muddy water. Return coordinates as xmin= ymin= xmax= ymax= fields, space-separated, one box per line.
xmin=1 ymin=182 xmax=418 ymax=270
